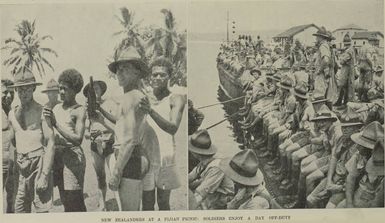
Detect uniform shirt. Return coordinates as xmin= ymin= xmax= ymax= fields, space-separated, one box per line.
xmin=293 ymin=70 xmax=309 ymax=86
xmin=279 ymin=93 xmax=296 ymax=123
xmin=325 ymin=120 xmax=343 ymax=154
xmin=293 ymin=100 xmax=314 ymax=132
xmin=237 ymin=181 xmax=270 ymax=210
xmin=357 ymin=44 xmax=377 ymax=70
xmin=315 ymin=40 xmax=332 ymax=76
xmin=345 ymin=150 xmax=369 ymax=176
xmin=192 ymin=159 xmax=234 ymax=209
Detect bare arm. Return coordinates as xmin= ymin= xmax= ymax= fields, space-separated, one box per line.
xmin=41 ymin=118 xmax=55 ymax=175
xmin=148 ymin=94 xmax=185 ymax=135
xmin=109 ymin=101 xmax=138 ymax=191
xmin=99 ymin=106 xmax=117 ymax=124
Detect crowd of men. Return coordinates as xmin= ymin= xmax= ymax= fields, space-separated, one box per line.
xmin=188 ymin=26 xmax=384 ymax=209
xmin=2 ymin=46 xmax=186 ymax=213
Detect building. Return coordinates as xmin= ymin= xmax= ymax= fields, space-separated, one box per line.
xmin=273 ymin=24 xmax=320 ymax=47
xmin=332 ymin=24 xmax=367 ymax=49
xmin=351 ymin=31 xmax=384 ymax=48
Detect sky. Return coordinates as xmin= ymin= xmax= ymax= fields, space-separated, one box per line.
xmin=0 ymin=1 xmax=187 ymax=103
xmin=189 ymin=0 xmax=384 ymax=34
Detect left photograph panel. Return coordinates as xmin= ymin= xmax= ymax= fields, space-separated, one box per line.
xmin=1 ymin=1 xmax=187 ymax=213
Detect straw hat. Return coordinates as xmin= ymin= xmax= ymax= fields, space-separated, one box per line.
xmin=310 ymin=104 xmax=337 ymax=122
xmin=365 ymin=140 xmax=384 ymax=176
xmin=41 ymin=78 xmax=59 ymax=93
xmin=108 ymin=46 xmax=149 ymax=77
xmin=82 ymin=80 xmax=107 ymax=97
xmin=351 ymin=121 xmax=384 ymax=150
xmin=9 ymin=69 xmax=42 ymax=88
xmin=188 ymin=129 xmax=217 ymax=155
xmin=219 ymin=149 xmax=264 ymax=186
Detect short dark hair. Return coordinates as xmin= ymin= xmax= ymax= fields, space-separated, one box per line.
xmin=150 ymin=57 xmax=173 ymax=74
xmin=58 ymin=69 xmax=84 ymax=93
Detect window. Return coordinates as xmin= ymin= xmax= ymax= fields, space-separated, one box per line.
xmin=363 ymin=41 xmax=365 ymax=45
xmin=354 ymin=41 xmax=356 ymax=45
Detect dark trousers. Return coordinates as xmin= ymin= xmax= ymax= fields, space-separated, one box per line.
xmin=142 ymin=188 xmax=171 ymax=211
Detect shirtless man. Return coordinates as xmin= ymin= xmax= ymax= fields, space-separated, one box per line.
xmin=102 ymin=46 xmax=159 ymax=211
xmin=8 ymin=69 xmax=55 ymax=213
xmin=43 ymin=69 xmax=87 ymax=212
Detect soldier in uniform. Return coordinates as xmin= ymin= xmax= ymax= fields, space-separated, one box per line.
xmin=41 ymin=78 xmax=60 ymax=109
xmin=335 ymin=35 xmax=357 ymax=106
xmin=368 ymin=65 xmax=384 ymax=101
xmin=313 ymin=27 xmax=335 ymax=102
xmin=357 ymin=36 xmax=378 ymax=102
xmin=220 ymin=149 xmax=271 ymax=209
xmin=337 ymin=121 xmax=384 ymax=208
xmin=189 ymin=130 xmax=234 ymax=210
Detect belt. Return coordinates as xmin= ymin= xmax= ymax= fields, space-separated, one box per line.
xmin=17 ymin=147 xmax=44 ymax=159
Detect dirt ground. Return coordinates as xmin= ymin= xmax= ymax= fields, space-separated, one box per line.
xmin=3 ymin=110 xmax=188 ymax=213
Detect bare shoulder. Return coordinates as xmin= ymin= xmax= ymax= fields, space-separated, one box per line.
xmin=73 ymin=104 xmax=86 ymax=117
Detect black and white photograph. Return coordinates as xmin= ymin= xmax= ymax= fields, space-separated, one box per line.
xmin=1 ymin=1 xmax=188 ymax=213
xmin=188 ymin=0 xmax=384 ymax=210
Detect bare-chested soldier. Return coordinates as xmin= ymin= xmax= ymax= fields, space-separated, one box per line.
xmin=99 ymin=46 xmax=159 ymax=211
xmin=8 ymin=69 xmax=55 ymax=213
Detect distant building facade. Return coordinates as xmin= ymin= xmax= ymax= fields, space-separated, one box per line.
xmin=351 ymin=31 xmax=384 ymax=48
xmin=332 ymin=24 xmax=367 ymax=49
xmin=273 ymin=24 xmax=320 ymax=47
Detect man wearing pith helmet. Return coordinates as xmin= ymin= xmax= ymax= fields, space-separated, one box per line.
xmin=8 ymin=68 xmax=55 ymax=213
xmin=219 ymin=149 xmax=271 ymax=209
xmin=99 ymin=46 xmax=158 ymax=211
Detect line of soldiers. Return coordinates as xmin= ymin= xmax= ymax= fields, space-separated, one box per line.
xmin=225 ymin=27 xmax=384 ymax=208
xmin=2 ymin=46 xmax=186 ymax=213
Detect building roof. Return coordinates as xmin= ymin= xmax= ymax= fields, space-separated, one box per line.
xmin=333 ymin=24 xmax=366 ymax=32
xmin=274 ymin=24 xmax=319 ymax=39
xmin=352 ymin=31 xmax=384 ymax=40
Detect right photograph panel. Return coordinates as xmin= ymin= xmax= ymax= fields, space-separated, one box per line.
xmin=187 ymin=0 xmax=384 ymax=210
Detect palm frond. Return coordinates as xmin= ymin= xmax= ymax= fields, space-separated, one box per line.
xmin=40 ymin=47 xmax=58 ymax=57
xmin=41 ymin=57 xmax=55 ymax=71
xmin=4 ymin=38 xmax=23 ymax=46
xmin=161 ymin=9 xmax=175 ymax=31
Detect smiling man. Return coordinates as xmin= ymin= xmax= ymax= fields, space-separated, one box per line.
xmin=7 ymin=69 xmax=55 ymax=213
xmin=101 ymin=46 xmax=159 ymax=211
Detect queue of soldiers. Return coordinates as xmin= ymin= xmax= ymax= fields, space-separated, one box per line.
xmin=2 ymin=46 xmax=186 ymax=213
xmin=188 ymin=26 xmax=384 ymax=209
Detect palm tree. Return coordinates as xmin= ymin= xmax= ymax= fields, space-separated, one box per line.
xmin=2 ymin=20 xmax=57 ymax=77
xmin=160 ymin=9 xmax=178 ymax=60
xmin=113 ymin=7 xmax=146 ymax=60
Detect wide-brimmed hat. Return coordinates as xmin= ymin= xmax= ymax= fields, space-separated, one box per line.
xmin=108 ymin=46 xmax=149 ymax=77
xmin=351 ymin=121 xmax=384 ymax=150
xmin=310 ymin=104 xmax=337 ymax=122
xmin=313 ymin=26 xmax=332 ymax=40
xmin=375 ymin=65 xmax=383 ymax=73
xmin=188 ymin=129 xmax=217 ymax=155
xmin=277 ymin=75 xmax=293 ymax=90
xmin=365 ymin=140 xmax=384 ymax=176
xmin=9 ymin=69 xmax=42 ymax=88
xmin=219 ymin=149 xmax=264 ymax=186
xmin=82 ymin=80 xmax=107 ymax=97
xmin=310 ymin=93 xmax=329 ymax=104
xmin=293 ymin=82 xmax=308 ymax=99
xmin=271 ymin=73 xmax=282 ymax=82
xmin=41 ymin=78 xmax=59 ymax=93
xmin=250 ymin=68 xmax=262 ymax=76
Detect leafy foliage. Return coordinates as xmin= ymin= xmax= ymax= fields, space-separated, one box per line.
xmin=1 ymin=20 xmax=57 ymax=77
xmin=112 ymin=8 xmax=186 ymax=86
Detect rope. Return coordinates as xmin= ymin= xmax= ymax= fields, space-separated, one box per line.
xmin=205 ymin=111 xmax=240 ymax=130
xmin=196 ymin=95 xmax=245 ymax=109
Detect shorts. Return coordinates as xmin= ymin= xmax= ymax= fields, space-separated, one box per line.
xmin=15 ymin=148 xmax=53 ymax=213
xmin=91 ymin=140 xmax=114 ymax=158
xmin=53 ymin=145 xmax=85 ymax=191
xmin=142 ymin=165 xmax=160 ymax=191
